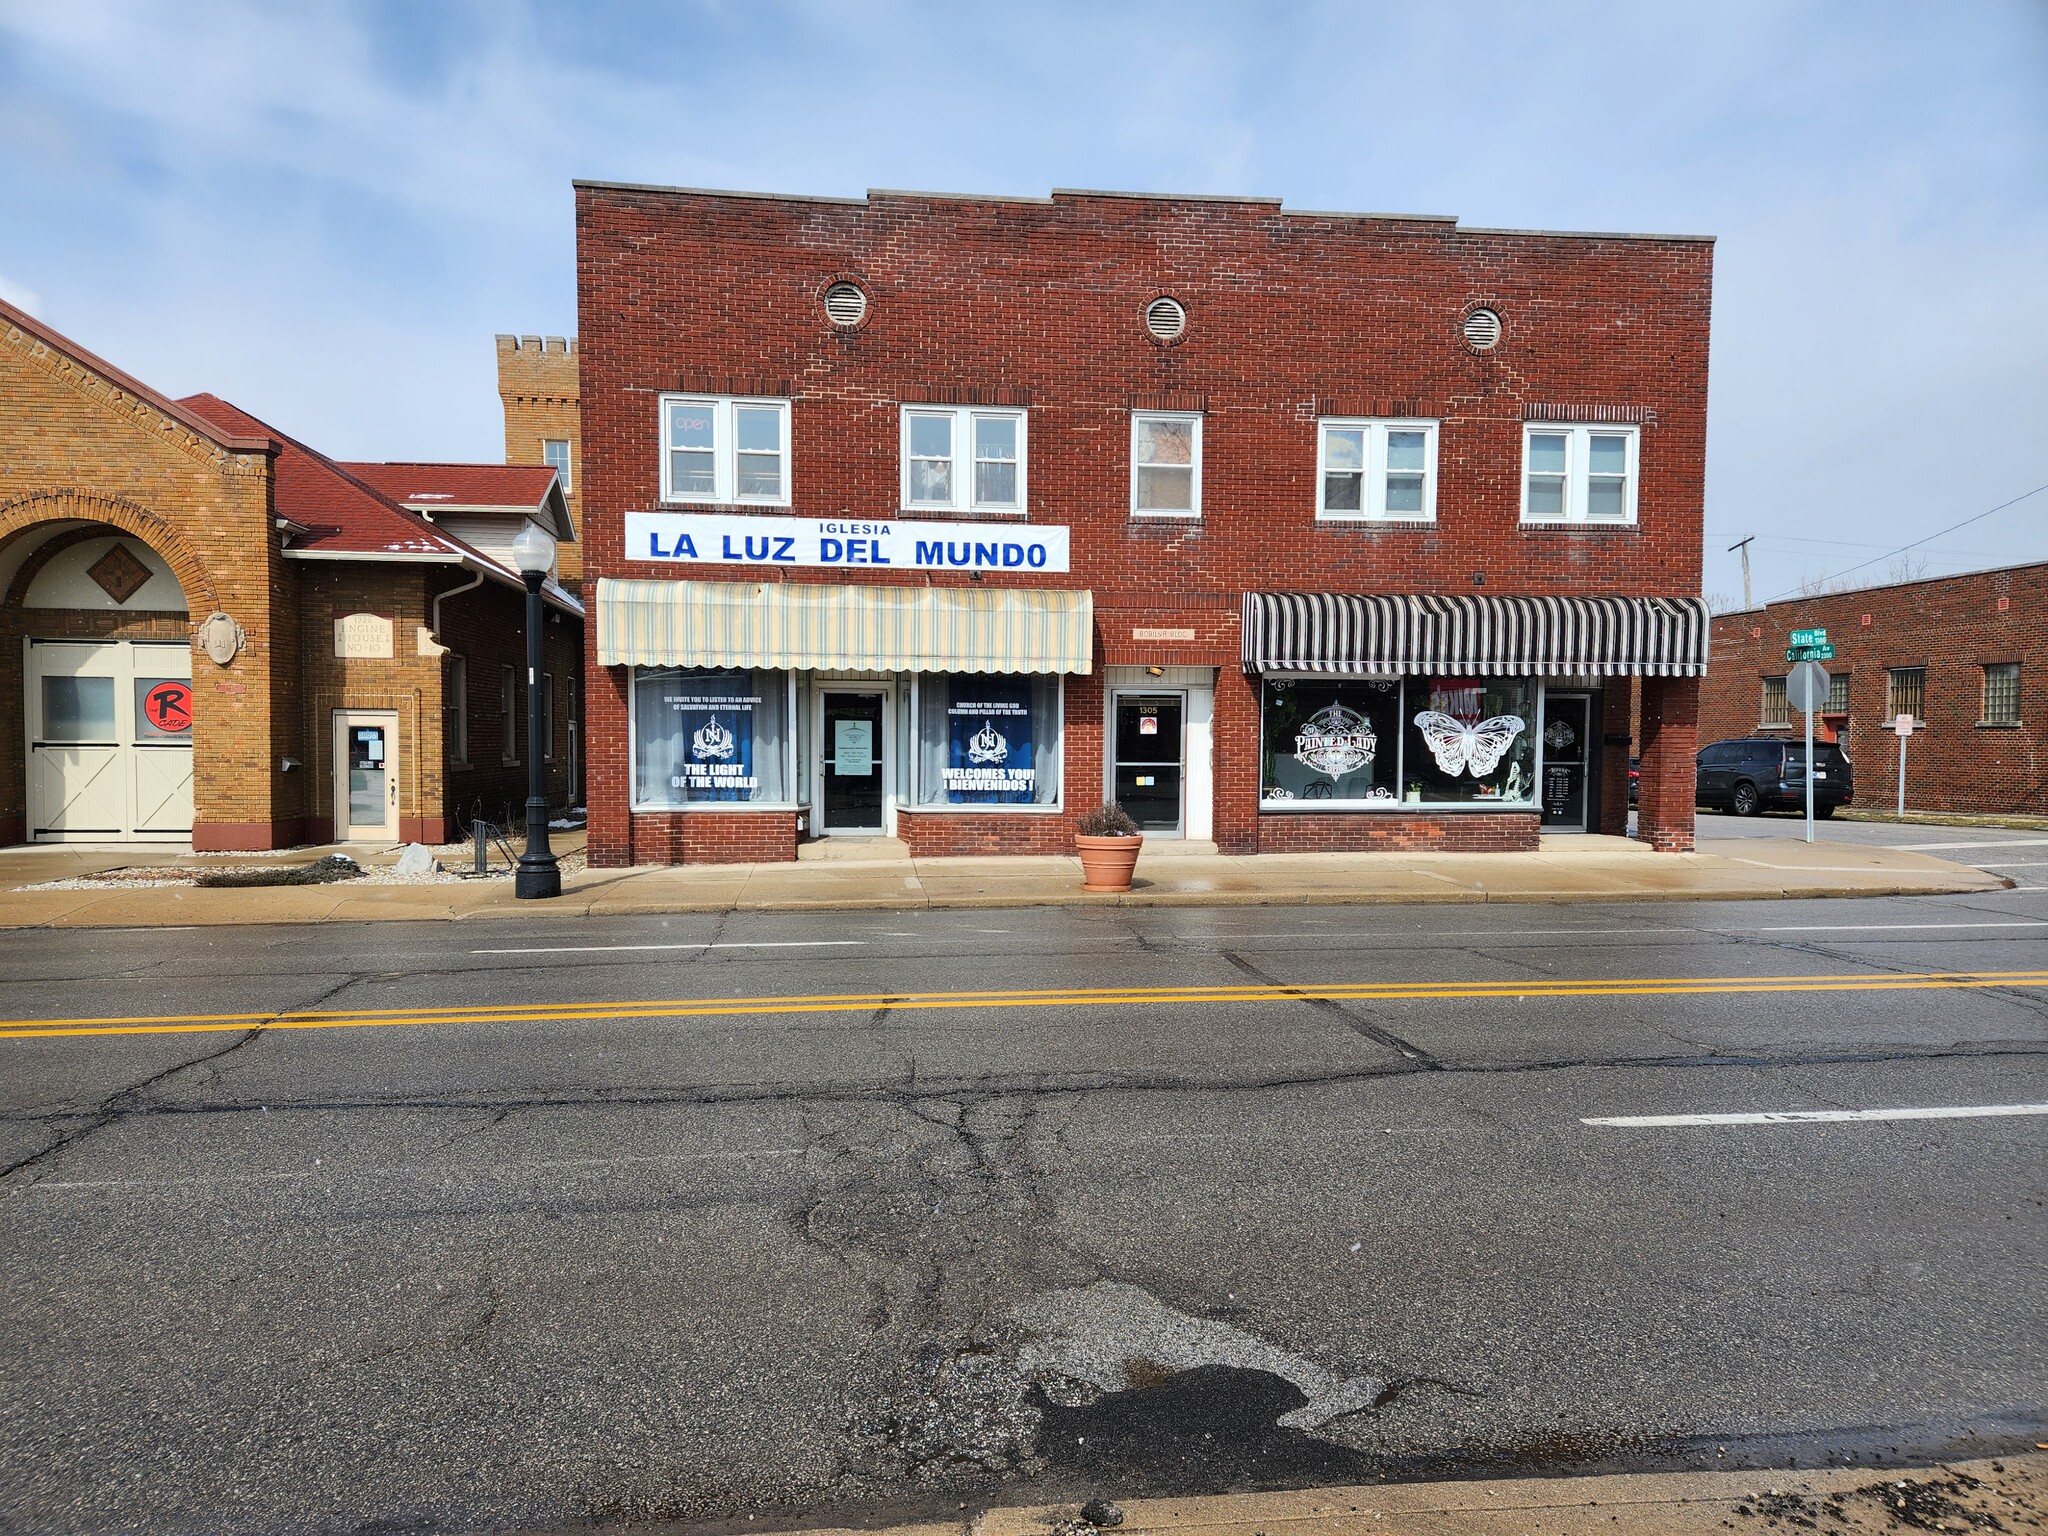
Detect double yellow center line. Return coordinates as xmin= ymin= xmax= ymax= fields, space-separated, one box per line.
xmin=3 ymin=969 xmax=2047 ymax=1041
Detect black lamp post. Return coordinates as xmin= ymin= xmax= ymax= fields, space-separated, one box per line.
xmin=511 ymin=520 xmax=561 ymax=900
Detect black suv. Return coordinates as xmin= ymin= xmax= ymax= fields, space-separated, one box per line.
xmin=1696 ymin=737 xmax=1854 ymax=817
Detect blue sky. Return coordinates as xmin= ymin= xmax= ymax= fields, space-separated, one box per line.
xmin=2 ymin=0 xmax=2044 ymax=607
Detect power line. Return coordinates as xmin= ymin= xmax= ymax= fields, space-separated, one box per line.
xmin=1761 ymin=479 xmax=2048 ymax=602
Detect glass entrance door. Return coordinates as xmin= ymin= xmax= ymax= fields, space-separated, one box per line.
xmin=332 ymin=710 xmax=399 ymax=842
xmin=1112 ymin=693 xmax=1184 ymax=834
xmin=1540 ymin=692 xmax=1592 ymax=831
xmin=820 ymin=692 xmax=885 ymax=833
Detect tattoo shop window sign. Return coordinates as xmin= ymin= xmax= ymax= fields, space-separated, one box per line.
xmin=626 ymin=513 xmax=1071 ymax=574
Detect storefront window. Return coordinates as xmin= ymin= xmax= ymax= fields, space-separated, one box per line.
xmin=1402 ymin=676 xmax=1536 ymax=805
xmin=633 ymin=667 xmax=790 ymax=806
xmin=1260 ymin=675 xmax=1538 ymax=808
xmin=915 ymin=674 xmax=1060 ymax=806
xmin=1260 ymin=677 xmax=1402 ymax=802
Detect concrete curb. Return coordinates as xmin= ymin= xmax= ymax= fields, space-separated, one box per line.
xmin=747 ymin=1454 xmax=2045 ymax=1536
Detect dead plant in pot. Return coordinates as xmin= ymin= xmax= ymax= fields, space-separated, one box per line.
xmin=1074 ymin=800 xmax=1143 ymax=893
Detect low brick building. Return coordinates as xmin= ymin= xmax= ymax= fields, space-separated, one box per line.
xmin=0 ymin=298 xmax=582 ymax=849
xmin=1702 ymin=564 xmax=2047 ymax=816
xmin=574 ymin=183 xmax=1714 ymax=865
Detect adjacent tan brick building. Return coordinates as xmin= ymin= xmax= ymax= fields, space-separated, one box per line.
xmin=1 ymin=298 xmax=582 ymax=850
xmin=497 ymin=334 xmax=583 ymax=589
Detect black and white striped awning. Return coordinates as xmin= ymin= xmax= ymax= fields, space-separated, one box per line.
xmin=1240 ymin=593 xmax=1711 ymax=677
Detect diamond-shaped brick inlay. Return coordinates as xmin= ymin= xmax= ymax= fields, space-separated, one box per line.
xmin=87 ymin=542 xmax=151 ymax=604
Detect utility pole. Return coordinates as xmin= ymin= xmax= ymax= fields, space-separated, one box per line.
xmin=1728 ymin=536 xmax=1755 ymax=610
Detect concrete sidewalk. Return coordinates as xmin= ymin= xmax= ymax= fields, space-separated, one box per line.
xmin=744 ymin=1455 xmax=2046 ymax=1536
xmin=0 ymin=831 xmax=2010 ymax=928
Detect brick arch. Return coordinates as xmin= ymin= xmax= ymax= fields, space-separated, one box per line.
xmin=0 ymin=490 xmax=220 ymax=613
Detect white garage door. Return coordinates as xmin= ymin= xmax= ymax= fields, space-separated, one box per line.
xmin=26 ymin=640 xmax=194 ymax=842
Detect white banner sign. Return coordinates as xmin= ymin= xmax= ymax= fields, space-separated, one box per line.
xmin=625 ymin=513 xmax=1070 ymax=574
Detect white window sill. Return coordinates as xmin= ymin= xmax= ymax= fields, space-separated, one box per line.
xmin=900 ymin=802 xmax=1065 ymax=815
xmin=1317 ymin=513 xmax=1437 ymax=525
xmin=657 ymin=498 xmax=795 ymax=512
xmin=900 ymin=505 xmax=1029 ymax=518
xmin=1520 ymin=517 xmax=1639 ymax=529
xmin=630 ymin=801 xmax=801 ymax=814
xmin=1259 ymin=800 xmax=1538 ymax=814
xmin=1130 ymin=509 xmax=1201 ymax=520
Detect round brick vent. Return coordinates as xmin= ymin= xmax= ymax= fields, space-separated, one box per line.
xmin=824 ymin=282 xmax=868 ymax=327
xmin=1144 ymin=296 xmax=1187 ymax=342
xmin=1462 ymin=307 xmax=1503 ymax=351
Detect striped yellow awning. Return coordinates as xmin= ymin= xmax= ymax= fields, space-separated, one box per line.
xmin=596 ymin=578 xmax=1094 ymax=675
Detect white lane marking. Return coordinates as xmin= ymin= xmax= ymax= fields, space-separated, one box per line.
xmin=1889 ymin=837 xmax=2048 ymax=852
xmin=1966 ymin=860 xmax=2048 ymax=868
xmin=1585 ymin=1103 xmax=2048 ymax=1128
xmin=1755 ymin=921 xmax=2048 ymax=933
xmin=1200 ymin=927 xmax=1695 ymax=942
xmin=469 ymin=940 xmax=867 ymax=955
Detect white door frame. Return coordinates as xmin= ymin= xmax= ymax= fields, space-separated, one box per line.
xmin=1106 ymin=686 xmax=1190 ymax=838
xmin=812 ymin=683 xmax=893 ymax=836
xmin=24 ymin=638 xmax=193 ymax=843
xmin=332 ymin=708 xmax=400 ymax=843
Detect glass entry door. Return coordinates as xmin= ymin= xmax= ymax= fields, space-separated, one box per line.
xmin=820 ymin=691 xmax=885 ymax=834
xmin=332 ymin=710 xmax=399 ymax=842
xmin=1540 ymin=692 xmax=1593 ymax=831
xmin=1112 ymin=693 xmax=1184 ymax=834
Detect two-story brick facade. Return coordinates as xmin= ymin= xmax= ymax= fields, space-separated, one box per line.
xmin=574 ymin=184 xmax=1714 ymax=866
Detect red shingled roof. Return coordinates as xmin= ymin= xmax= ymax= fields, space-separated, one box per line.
xmin=179 ymin=395 xmax=464 ymax=560
xmin=342 ymin=461 xmax=558 ymax=511
xmin=176 ymin=395 xmax=581 ymax=615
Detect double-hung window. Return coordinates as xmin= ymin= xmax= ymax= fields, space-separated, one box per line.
xmin=1521 ymin=423 xmax=1639 ymax=524
xmin=500 ymin=666 xmax=518 ymax=765
xmin=660 ymin=395 xmax=791 ymax=506
xmin=541 ymin=438 xmax=572 ymax=491
xmin=900 ymin=407 xmax=1026 ymax=514
xmin=1318 ymin=419 xmax=1439 ymax=520
xmin=447 ymin=656 xmax=469 ymax=767
xmin=1132 ymin=411 xmax=1202 ymax=517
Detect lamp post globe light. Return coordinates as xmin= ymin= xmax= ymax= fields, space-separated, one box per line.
xmin=510 ymin=520 xmax=561 ymax=900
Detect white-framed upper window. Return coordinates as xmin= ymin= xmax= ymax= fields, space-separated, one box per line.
xmin=900 ymin=406 xmax=1027 ymax=514
xmin=1520 ymin=423 xmax=1639 ymax=524
xmin=1131 ymin=411 xmax=1202 ymax=518
xmin=1318 ymin=418 xmax=1439 ymax=520
xmin=660 ymin=394 xmax=791 ymax=506
xmin=541 ymin=438 xmax=572 ymax=491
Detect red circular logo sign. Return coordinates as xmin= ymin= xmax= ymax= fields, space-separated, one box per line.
xmin=144 ymin=681 xmax=193 ymax=733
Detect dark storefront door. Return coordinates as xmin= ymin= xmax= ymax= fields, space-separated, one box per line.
xmin=1113 ymin=693 xmax=1184 ymax=833
xmin=821 ymin=692 xmax=885 ymax=833
xmin=1540 ymin=692 xmax=1594 ymax=831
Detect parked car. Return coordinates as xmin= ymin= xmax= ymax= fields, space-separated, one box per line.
xmin=1695 ymin=737 xmax=1854 ymax=817
xmin=1628 ymin=756 xmax=1640 ymax=807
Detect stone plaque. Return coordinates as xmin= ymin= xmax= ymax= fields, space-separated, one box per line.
xmin=334 ymin=612 xmax=394 ymax=659
xmin=1132 ymin=627 xmax=1196 ymax=641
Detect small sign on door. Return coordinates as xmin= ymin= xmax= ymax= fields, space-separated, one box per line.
xmin=834 ymin=719 xmax=874 ymax=775
xmin=1139 ymin=716 xmax=1158 ymax=736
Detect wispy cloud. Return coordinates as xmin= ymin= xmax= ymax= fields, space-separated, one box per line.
xmin=1 ymin=0 xmax=2043 ymax=597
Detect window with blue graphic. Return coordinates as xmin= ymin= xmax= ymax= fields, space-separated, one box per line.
xmin=917 ymin=674 xmax=1060 ymax=807
xmin=632 ymin=667 xmax=790 ymax=807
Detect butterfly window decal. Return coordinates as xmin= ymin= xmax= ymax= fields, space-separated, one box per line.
xmin=1412 ymin=711 xmax=1528 ymax=779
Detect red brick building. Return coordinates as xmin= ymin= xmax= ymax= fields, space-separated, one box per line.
xmin=574 ymin=184 xmax=1714 ymax=865
xmin=1 ymin=298 xmax=581 ymax=849
xmin=1702 ymin=564 xmax=2047 ymax=816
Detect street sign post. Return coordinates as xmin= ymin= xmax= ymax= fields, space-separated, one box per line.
xmin=1894 ymin=712 xmax=1915 ymax=814
xmin=1785 ymin=660 xmax=1831 ymax=843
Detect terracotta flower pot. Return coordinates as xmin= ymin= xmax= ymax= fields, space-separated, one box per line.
xmin=1076 ymin=832 xmax=1143 ymax=893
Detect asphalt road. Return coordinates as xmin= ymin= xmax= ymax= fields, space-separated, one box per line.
xmin=2 ymin=861 xmax=2045 ymax=1534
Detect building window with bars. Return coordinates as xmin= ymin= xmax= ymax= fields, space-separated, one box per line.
xmin=1886 ymin=667 xmax=1925 ymax=726
xmin=1826 ymin=672 xmax=1850 ymax=713
xmin=1982 ymin=662 xmax=2020 ymax=726
xmin=1760 ymin=675 xmax=1789 ymax=727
